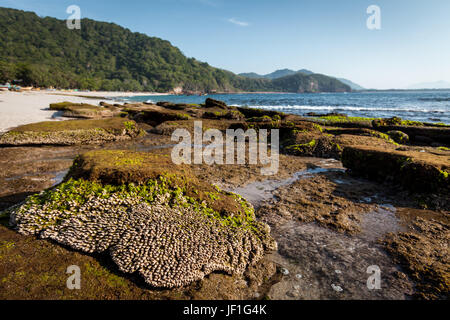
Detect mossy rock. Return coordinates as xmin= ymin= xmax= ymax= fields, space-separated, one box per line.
xmin=373 ymin=125 xmax=450 ymax=146
xmin=279 ymin=122 xmax=323 ymax=145
xmin=202 ymin=108 xmax=245 ymax=121
xmin=313 ymin=115 xmax=375 ymax=129
xmin=140 ymin=108 xmax=191 ymax=126
xmin=49 ymin=101 xmax=115 ymax=119
xmin=191 ymin=99 xmax=245 ymax=120
xmin=99 ymin=101 xmax=121 ymax=110
xmin=285 ymin=139 xmax=317 ymax=155
xmin=204 ymin=98 xmax=228 ymax=109
xmin=367 ymin=130 xmax=399 ymax=145
xmin=65 ymin=150 xmax=254 ymax=217
xmin=325 ymin=128 xmax=398 ymax=146
xmin=153 ymin=119 xmax=244 ymax=136
xmin=387 ymin=130 xmax=409 ymax=144
xmin=227 ymin=120 xmax=323 ymax=148
xmin=6 ymin=150 xmax=276 ymax=288
xmin=0 ymin=118 xmax=143 ymax=146
xmin=373 ymin=117 xmax=424 ymax=128
xmin=67 ymin=150 xmax=190 ymax=185
xmin=372 ymin=117 xmax=402 ymax=127
xmin=49 ymin=101 xmax=98 ymax=111
xmin=156 ymin=101 xmax=199 ymax=110
xmin=342 ymin=146 xmax=450 ymax=196
xmin=236 ymin=106 xmax=286 ymax=120
xmin=247 ymin=115 xmax=273 ymax=123
xmin=284 ymin=134 xmax=343 ymax=159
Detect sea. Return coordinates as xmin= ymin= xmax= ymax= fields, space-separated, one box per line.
xmin=123 ymin=90 xmax=450 ymax=124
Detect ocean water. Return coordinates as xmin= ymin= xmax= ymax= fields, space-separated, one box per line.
xmin=123 ymin=90 xmax=450 ymax=124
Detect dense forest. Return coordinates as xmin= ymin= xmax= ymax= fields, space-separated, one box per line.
xmin=0 ymin=7 xmax=351 ymax=93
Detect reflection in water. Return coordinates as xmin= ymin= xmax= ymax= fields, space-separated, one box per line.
xmin=230 ymin=164 xmax=345 ymax=208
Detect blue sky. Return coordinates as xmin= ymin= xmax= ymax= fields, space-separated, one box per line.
xmin=1 ymin=0 xmax=449 ymax=89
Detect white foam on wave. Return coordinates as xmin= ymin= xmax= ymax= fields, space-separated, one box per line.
xmin=235 ymin=105 xmax=447 ymax=113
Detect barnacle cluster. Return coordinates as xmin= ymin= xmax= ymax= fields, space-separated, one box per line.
xmin=0 ymin=128 xmax=120 ymax=145
xmin=0 ymin=119 xmax=143 ymax=146
xmin=8 ymin=164 xmax=276 ymax=287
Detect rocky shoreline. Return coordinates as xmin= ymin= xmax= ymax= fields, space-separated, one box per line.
xmin=0 ymin=98 xmax=448 ymax=300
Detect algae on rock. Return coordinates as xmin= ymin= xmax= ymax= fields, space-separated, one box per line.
xmin=0 ymin=118 xmax=143 ymax=146
xmin=7 ymin=150 xmax=276 ymax=288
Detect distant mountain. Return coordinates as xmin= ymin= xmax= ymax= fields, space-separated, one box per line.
xmin=238 ymin=69 xmax=351 ymax=92
xmin=239 ymin=68 xmax=364 ymax=91
xmin=271 ymin=73 xmax=350 ymax=93
xmin=407 ymin=81 xmax=450 ymax=90
xmin=337 ymin=78 xmax=365 ymax=91
xmin=239 ymin=68 xmax=313 ymax=79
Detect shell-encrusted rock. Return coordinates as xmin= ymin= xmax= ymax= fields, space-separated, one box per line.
xmin=8 ymin=179 xmax=276 ymax=288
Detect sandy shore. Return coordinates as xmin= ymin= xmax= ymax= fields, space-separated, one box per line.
xmin=0 ymin=91 xmax=107 ymax=132
xmin=0 ymin=90 xmax=165 ymax=132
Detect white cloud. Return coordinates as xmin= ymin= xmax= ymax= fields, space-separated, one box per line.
xmin=228 ymin=18 xmax=249 ymax=27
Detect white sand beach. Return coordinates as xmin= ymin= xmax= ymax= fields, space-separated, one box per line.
xmin=0 ymin=91 xmax=104 ymax=132
xmin=0 ymin=90 xmax=163 ymax=132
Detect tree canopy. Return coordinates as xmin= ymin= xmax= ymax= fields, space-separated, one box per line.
xmin=0 ymin=7 xmax=350 ymax=93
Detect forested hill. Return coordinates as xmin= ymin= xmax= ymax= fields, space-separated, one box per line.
xmin=0 ymin=7 xmax=351 ymax=93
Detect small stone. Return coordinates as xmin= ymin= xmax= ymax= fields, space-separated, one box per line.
xmin=295 ymin=274 xmax=302 ymax=279
xmin=335 ymin=270 xmax=342 ymax=274
xmin=280 ymin=268 xmax=290 ymax=275
xmin=331 ymin=284 xmax=343 ymax=292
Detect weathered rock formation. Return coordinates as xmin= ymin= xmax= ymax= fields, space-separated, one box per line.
xmin=7 ymin=150 xmax=276 ymax=288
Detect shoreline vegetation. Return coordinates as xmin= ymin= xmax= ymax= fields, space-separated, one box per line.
xmin=0 ymin=96 xmax=448 ymax=300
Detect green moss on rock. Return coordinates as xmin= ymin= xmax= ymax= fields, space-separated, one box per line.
xmin=236 ymin=106 xmax=285 ymax=120
xmin=49 ymin=101 xmax=115 ymax=119
xmin=6 ymin=150 xmax=275 ymax=288
xmin=342 ymin=146 xmax=450 ymax=197
xmin=368 ymin=130 xmax=399 ymax=145
xmin=285 ymin=139 xmax=317 ymax=154
xmin=387 ymin=130 xmax=409 ymax=144
xmin=0 ymin=118 xmax=142 ymax=146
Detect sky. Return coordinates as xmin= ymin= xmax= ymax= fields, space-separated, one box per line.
xmin=1 ymin=0 xmax=449 ymax=89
